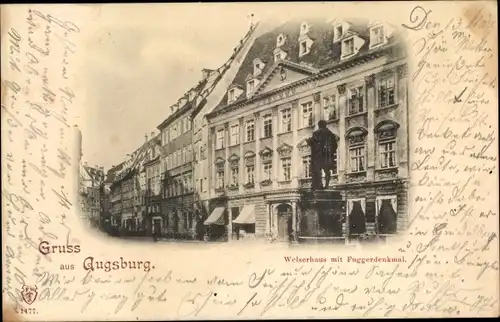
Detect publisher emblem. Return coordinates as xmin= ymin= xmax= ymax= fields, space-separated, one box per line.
xmin=21 ymin=285 xmax=38 ymax=305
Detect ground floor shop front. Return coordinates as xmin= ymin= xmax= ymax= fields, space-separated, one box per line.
xmin=203 ymin=179 xmax=408 ymax=243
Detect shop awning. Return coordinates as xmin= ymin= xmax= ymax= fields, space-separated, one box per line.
xmin=204 ymin=207 xmax=225 ymax=225
xmin=233 ymin=205 xmax=255 ymax=224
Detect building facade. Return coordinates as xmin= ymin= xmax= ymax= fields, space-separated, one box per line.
xmin=205 ymin=18 xmax=409 ymax=243
xmin=151 ymin=22 xmax=261 ymax=239
xmin=79 ymin=162 xmax=105 ymax=228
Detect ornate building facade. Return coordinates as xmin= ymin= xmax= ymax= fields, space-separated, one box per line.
xmin=204 ymin=18 xmax=409 ymax=242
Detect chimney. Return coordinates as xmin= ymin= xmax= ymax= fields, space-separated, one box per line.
xmin=150 ymin=131 xmax=155 ymax=138
xmin=202 ymin=69 xmax=213 ymax=80
xmin=84 ymin=161 xmax=88 ymax=166
xmin=145 ymin=133 xmax=148 ymax=142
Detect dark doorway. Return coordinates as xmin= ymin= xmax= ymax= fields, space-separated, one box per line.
xmin=277 ymin=204 xmax=293 ymax=241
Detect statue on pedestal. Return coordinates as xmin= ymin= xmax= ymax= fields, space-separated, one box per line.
xmin=307 ymin=120 xmax=338 ymax=190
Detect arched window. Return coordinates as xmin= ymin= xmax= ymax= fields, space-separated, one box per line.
xmin=345 ymin=128 xmax=368 ymax=173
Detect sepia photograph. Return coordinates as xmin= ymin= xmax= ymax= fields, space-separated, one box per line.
xmin=78 ymin=15 xmax=409 ymax=246
xmin=2 ymin=2 xmax=497 ymax=320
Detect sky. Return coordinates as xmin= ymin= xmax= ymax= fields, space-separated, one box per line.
xmin=78 ymin=4 xmax=255 ymax=170
xmin=76 ymin=3 xmax=374 ymax=171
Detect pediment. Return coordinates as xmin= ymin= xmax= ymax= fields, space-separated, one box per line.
xmin=214 ymin=157 xmax=225 ymax=165
xmin=277 ymin=143 xmax=293 ymax=154
xmin=254 ymin=62 xmax=316 ymax=96
xmin=228 ymin=153 xmax=240 ymax=162
xmin=228 ymin=83 xmax=243 ymax=91
xmin=297 ymin=138 xmax=310 ymax=148
xmin=244 ymin=151 xmax=256 ymax=159
xmin=259 ymin=146 xmax=273 ymax=156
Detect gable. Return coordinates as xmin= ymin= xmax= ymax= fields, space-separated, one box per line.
xmin=255 ymin=65 xmax=311 ymax=96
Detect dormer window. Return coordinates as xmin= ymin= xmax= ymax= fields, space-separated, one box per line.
xmin=300 ymin=41 xmax=307 ymax=56
xmin=335 ymin=25 xmax=343 ymax=41
xmin=343 ymin=38 xmax=354 ymax=56
xmin=370 ymin=25 xmax=385 ymax=48
xmin=247 ymin=80 xmax=255 ymax=97
xmin=227 ymin=85 xmax=243 ymax=103
xmin=276 ymin=33 xmax=286 ymax=47
xmin=333 ymin=21 xmax=350 ymax=43
xmin=273 ymin=48 xmax=287 ymax=63
xmin=228 ymin=89 xmax=235 ymax=102
xmin=298 ymin=35 xmax=313 ymax=57
xmin=300 ymin=22 xmax=310 ymax=35
xmin=253 ymin=58 xmax=264 ymax=76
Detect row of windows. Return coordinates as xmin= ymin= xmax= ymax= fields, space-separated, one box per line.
xmin=215 ymin=139 xmax=396 ymax=189
xmin=164 ymin=173 xmax=193 ymax=198
xmin=164 ymin=145 xmax=193 ymax=170
xmin=161 ymin=116 xmax=192 ymax=145
xmin=217 ymin=75 xmax=397 ymax=150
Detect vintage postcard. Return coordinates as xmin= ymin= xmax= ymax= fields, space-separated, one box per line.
xmin=1 ymin=1 xmax=498 ymax=320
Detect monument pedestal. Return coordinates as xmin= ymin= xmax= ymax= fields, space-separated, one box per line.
xmin=299 ymin=190 xmax=344 ymax=244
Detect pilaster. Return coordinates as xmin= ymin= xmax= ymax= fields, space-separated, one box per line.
xmin=365 ymin=74 xmax=376 ymax=181
xmin=271 ymin=107 xmax=279 ymax=189
xmin=254 ymin=112 xmax=261 ymax=192
xmin=238 ymin=117 xmax=244 ymax=194
xmin=291 ymin=99 xmax=299 ymax=187
xmin=337 ymin=84 xmax=347 ymax=184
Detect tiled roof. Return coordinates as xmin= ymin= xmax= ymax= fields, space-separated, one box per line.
xmin=212 ymin=18 xmax=402 ymax=113
xmin=82 ymin=165 xmax=105 ymax=185
xmin=109 ymin=134 xmax=160 ymax=185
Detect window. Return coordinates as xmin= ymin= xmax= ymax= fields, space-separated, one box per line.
xmin=228 ymin=89 xmax=235 ymax=103
xmin=323 ymin=95 xmax=337 ymax=120
xmin=275 ymin=53 xmax=281 ymax=61
xmin=200 ymin=178 xmax=203 ymax=192
xmin=231 ymin=168 xmax=239 ymax=186
xmin=380 ymin=140 xmax=396 ymax=168
xmin=300 ymin=41 xmax=307 ymax=56
xmin=301 ymin=156 xmax=311 ymax=178
xmin=216 ymin=171 xmax=224 ymax=189
xmin=350 ymin=146 xmax=366 ymax=172
xmin=277 ymin=34 xmax=285 ymax=46
xmin=301 ymin=101 xmax=314 ymax=127
xmin=263 ymin=164 xmax=272 ymax=181
xmin=246 ymin=120 xmax=255 ymax=142
xmin=187 ymin=145 xmax=192 ymax=162
xmin=172 ymin=123 xmax=178 ymax=139
xmin=280 ymin=108 xmax=292 ymax=133
xmin=281 ymin=157 xmax=291 ymax=181
xmin=254 ymin=63 xmax=261 ymax=75
xmin=335 ymin=25 xmax=343 ymax=41
xmin=230 ymin=124 xmax=240 ymax=146
xmin=177 ymin=149 xmax=181 ymax=165
xmin=377 ymin=196 xmax=398 ymax=234
xmin=263 ymin=114 xmax=273 ymax=138
xmin=246 ymin=165 xmax=255 ymax=184
xmin=343 ymin=38 xmax=354 ymax=56
xmin=216 ymin=129 xmax=225 ymax=149
xmin=379 ymin=76 xmax=395 ymax=107
xmin=371 ymin=26 xmax=385 ymax=47
xmin=348 ymin=87 xmax=364 ymax=115
xmin=247 ymin=80 xmax=255 ymax=96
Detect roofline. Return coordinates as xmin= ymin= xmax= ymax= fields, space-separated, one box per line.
xmin=157 ymin=101 xmax=194 ymax=130
xmin=207 ymin=43 xmax=403 ymax=119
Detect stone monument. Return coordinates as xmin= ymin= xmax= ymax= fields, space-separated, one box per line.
xmin=300 ymin=120 xmax=343 ymax=244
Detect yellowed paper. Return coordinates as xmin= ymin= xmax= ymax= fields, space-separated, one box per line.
xmin=1 ymin=2 xmax=498 ymax=320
